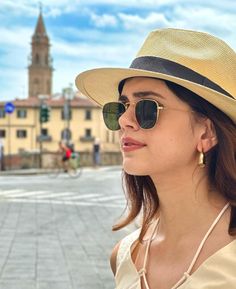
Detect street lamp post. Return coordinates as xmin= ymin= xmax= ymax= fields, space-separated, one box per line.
xmin=63 ymin=84 xmax=74 ymax=145
xmin=4 ymin=102 xmax=15 ymax=170
xmin=38 ymin=94 xmax=50 ymax=168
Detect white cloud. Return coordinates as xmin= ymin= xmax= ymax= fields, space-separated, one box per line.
xmin=1 ymin=0 xmax=236 ymax=14
xmin=0 ymin=0 xmax=75 ymax=18
xmin=51 ymin=33 xmax=141 ymax=67
xmin=0 ymin=67 xmax=28 ymax=100
xmin=118 ymin=12 xmax=170 ymax=30
xmin=75 ymin=0 xmax=236 ymax=11
xmin=90 ymin=12 xmax=118 ymax=27
xmin=0 ymin=27 xmax=32 ymax=47
xmin=170 ymin=6 xmax=236 ymax=49
xmin=0 ymin=0 xmax=37 ymax=16
xmin=1 ymin=0 xmax=236 ymax=102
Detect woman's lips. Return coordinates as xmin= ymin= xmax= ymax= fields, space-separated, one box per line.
xmin=121 ymin=137 xmax=147 ymax=152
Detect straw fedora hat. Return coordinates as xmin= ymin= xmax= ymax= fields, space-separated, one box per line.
xmin=75 ymin=28 xmax=236 ymax=123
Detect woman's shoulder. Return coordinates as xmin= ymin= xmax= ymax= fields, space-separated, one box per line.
xmin=110 ymin=228 xmax=141 ymax=276
xmin=205 ymin=238 xmax=236 ymax=266
xmin=181 ymin=240 xmax=236 ymax=289
xmin=110 ymin=219 xmax=158 ymax=276
xmin=110 ymin=240 xmax=122 ymax=275
xmin=203 ymin=238 xmax=236 ymax=270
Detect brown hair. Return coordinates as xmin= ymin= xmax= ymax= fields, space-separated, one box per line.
xmin=113 ymin=79 xmax=236 ymax=240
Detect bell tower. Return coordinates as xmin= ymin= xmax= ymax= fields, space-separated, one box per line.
xmin=28 ymin=7 xmax=53 ymax=98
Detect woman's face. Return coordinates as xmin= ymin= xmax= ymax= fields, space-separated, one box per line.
xmin=118 ymin=77 xmax=202 ymax=177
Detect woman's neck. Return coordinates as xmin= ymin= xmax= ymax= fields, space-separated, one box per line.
xmin=151 ymin=170 xmax=228 ymax=242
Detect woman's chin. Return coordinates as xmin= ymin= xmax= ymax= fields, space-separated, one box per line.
xmin=122 ymin=160 xmax=147 ymax=176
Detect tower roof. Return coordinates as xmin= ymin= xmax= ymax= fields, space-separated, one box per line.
xmin=34 ymin=10 xmax=47 ymax=37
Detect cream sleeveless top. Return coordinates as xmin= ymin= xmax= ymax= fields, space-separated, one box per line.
xmin=115 ymin=203 xmax=236 ymax=289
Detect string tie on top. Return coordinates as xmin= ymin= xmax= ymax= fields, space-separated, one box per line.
xmin=183 ymin=272 xmax=190 ymax=279
xmin=138 ymin=268 xmax=146 ymax=277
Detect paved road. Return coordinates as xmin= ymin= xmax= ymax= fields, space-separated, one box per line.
xmin=0 ymin=166 xmax=134 ymax=289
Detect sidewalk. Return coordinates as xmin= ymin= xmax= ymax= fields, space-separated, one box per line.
xmin=0 ymin=166 xmax=126 ymax=289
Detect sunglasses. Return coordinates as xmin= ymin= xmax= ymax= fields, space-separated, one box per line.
xmin=102 ymin=99 xmax=164 ymax=131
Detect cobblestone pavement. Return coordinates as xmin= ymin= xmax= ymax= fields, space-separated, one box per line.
xmin=0 ymin=166 xmax=134 ymax=289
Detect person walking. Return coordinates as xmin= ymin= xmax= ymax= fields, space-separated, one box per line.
xmin=93 ymin=138 xmax=101 ymax=167
xmin=75 ymin=28 xmax=236 ymax=289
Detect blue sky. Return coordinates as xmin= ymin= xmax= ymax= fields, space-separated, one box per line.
xmin=0 ymin=0 xmax=236 ymax=101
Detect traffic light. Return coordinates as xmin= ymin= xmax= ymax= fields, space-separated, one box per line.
xmin=40 ymin=105 xmax=50 ymax=123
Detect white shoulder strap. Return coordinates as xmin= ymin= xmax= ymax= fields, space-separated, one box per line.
xmin=116 ymin=228 xmax=140 ymax=272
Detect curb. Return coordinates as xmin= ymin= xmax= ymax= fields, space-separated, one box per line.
xmin=0 ymin=165 xmax=122 ymax=176
xmin=0 ymin=169 xmax=48 ymax=176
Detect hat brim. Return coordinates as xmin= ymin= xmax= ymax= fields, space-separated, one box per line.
xmin=75 ymin=67 xmax=236 ymax=123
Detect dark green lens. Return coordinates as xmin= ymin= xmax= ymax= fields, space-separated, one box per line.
xmin=136 ymin=100 xmax=157 ymax=129
xmin=102 ymin=102 xmax=125 ymax=131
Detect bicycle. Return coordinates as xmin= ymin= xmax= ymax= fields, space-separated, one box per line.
xmin=46 ymin=152 xmax=82 ymax=178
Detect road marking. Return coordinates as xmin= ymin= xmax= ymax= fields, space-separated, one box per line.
xmin=8 ymin=198 xmax=124 ymax=208
xmin=0 ymin=189 xmax=125 ymax=208
xmin=1 ymin=190 xmax=49 ymax=198
xmin=34 ymin=192 xmax=76 ymax=199
xmin=0 ymin=189 xmax=25 ymax=195
xmin=61 ymin=193 xmax=100 ymax=200
xmin=92 ymin=195 xmax=123 ymax=201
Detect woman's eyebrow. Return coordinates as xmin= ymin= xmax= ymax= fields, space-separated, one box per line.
xmin=118 ymin=95 xmax=128 ymax=102
xmin=118 ymin=91 xmax=165 ymax=101
xmin=133 ymin=91 xmax=165 ymax=99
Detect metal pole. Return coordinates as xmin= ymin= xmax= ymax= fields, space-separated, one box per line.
xmin=39 ymin=100 xmax=43 ymax=168
xmin=67 ymin=98 xmax=70 ymax=144
xmin=8 ymin=113 xmax=11 ymax=170
xmin=39 ymin=119 xmax=42 ymax=168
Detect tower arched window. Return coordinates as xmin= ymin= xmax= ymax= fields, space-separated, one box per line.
xmin=47 ymin=80 xmax=51 ymax=94
xmin=35 ymin=54 xmax=40 ymax=64
xmin=33 ymin=78 xmax=39 ymax=96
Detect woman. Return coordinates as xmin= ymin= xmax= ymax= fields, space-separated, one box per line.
xmin=75 ymin=28 xmax=236 ymax=288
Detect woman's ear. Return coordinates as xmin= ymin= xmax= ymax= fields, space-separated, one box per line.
xmin=197 ymin=119 xmax=218 ymax=153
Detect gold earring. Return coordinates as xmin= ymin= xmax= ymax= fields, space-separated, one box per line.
xmin=198 ymin=152 xmax=206 ymax=168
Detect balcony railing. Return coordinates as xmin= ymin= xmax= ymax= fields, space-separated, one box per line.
xmin=37 ymin=135 xmax=52 ymax=142
xmin=79 ymin=136 xmax=95 ymax=142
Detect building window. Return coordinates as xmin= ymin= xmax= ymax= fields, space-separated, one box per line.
xmin=17 ymin=109 xmax=27 ymax=118
xmin=0 ymin=109 xmax=5 ymax=118
xmin=0 ymin=130 xmax=6 ymax=138
xmin=37 ymin=128 xmax=52 ymax=142
xmin=41 ymin=128 xmax=48 ymax=136
xmin=85 ymin=110 xmax=92 ymax=120
xmin=85 ymin=128 xmax=91 ymax=138
xmin=17 ymin=130 xmax=27 ymax=138
xmin=80 ymin=128 xmax=94 ymax=142
xmin=61 ymin=128 xmax=71 ymax=140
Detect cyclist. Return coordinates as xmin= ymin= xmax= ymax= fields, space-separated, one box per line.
xmin=58 ymin=141 xmax=72 ymax=172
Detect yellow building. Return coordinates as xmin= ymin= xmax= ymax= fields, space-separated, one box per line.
xmin=0 ymin=9 xmax=120 ymax=168
xmin=0 ymin=95 xmax=119 ymax=155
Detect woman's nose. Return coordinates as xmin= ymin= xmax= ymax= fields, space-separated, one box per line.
xmin=118 ymin=104 xmax=139 ymax=131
